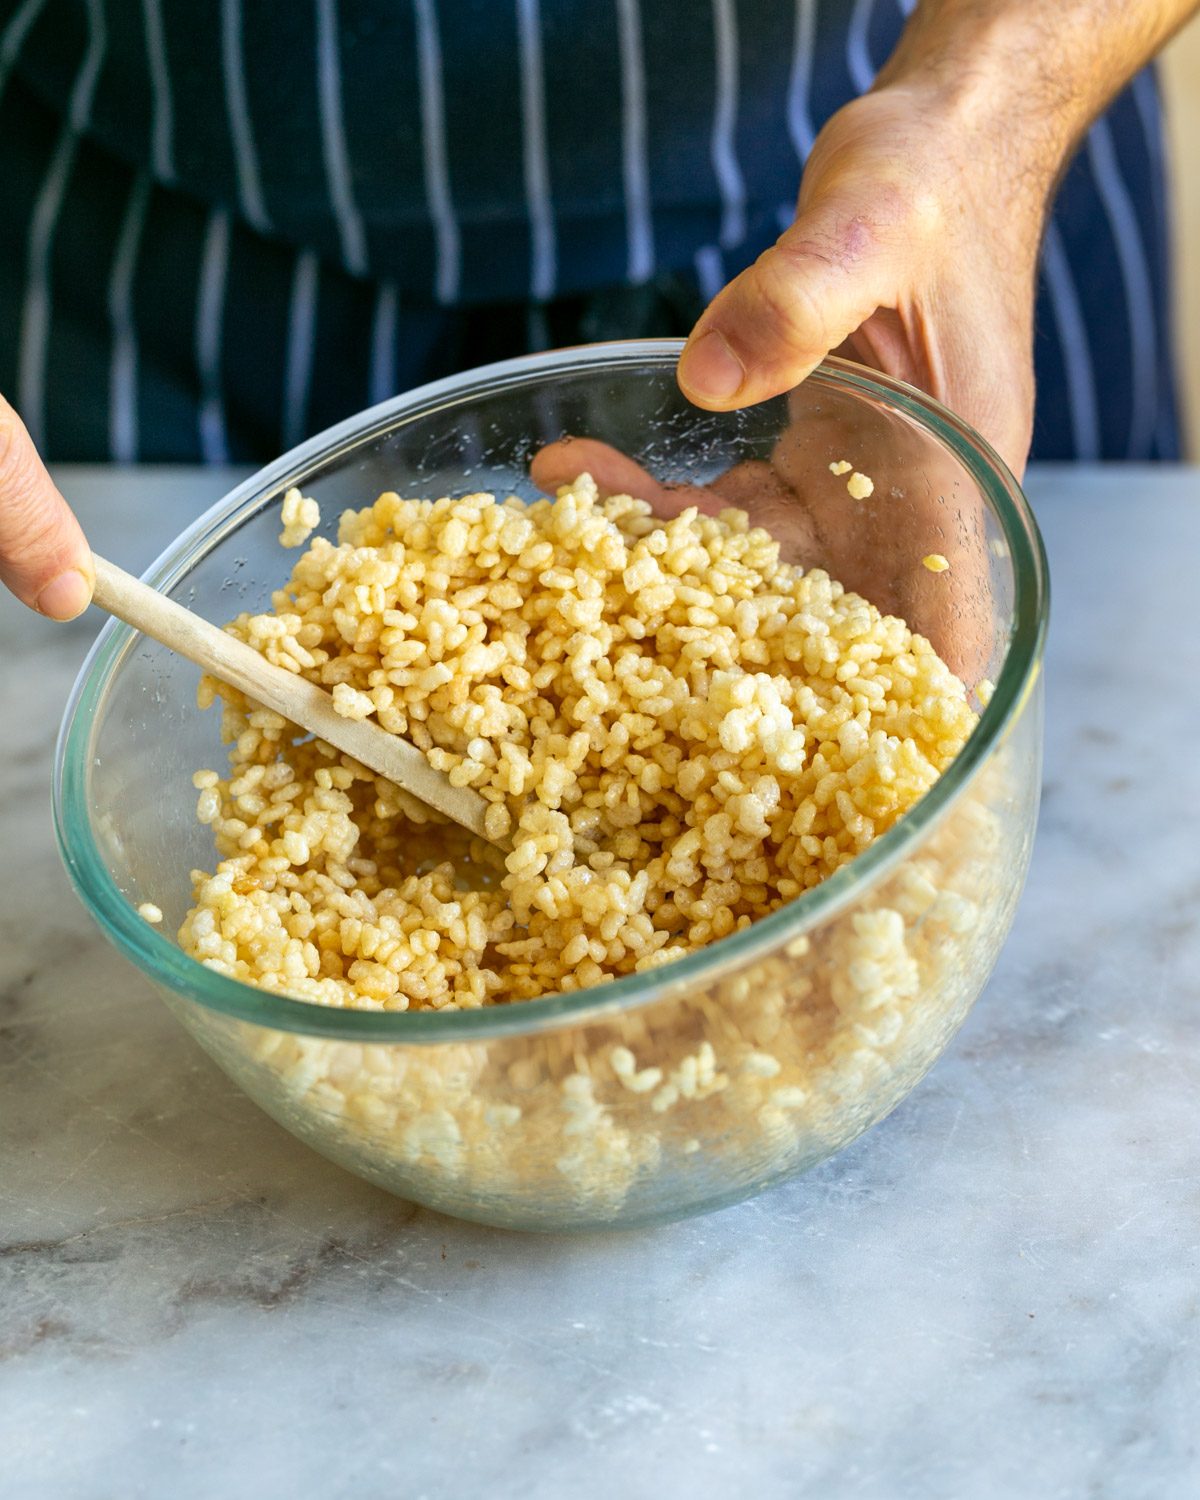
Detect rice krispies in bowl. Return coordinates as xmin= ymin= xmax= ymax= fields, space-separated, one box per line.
xmin=170 ymin=744 xmax=1029 ymax=1228
xmin=178 ymin=473 xmax=979 ymax=1012
xmin=159 ymin=469 xmax=1030 ymax=1226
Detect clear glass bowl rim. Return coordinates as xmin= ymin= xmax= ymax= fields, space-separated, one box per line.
xmin=53 ymin=341 xmax=1049 ymax=1044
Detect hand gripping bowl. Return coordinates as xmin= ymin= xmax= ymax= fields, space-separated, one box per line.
xmin=54 ymin=343 xmax=1047 ymax=1232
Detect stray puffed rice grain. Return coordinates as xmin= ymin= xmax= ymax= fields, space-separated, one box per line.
xmin=279 ymin=487 xmax=321 ymax=548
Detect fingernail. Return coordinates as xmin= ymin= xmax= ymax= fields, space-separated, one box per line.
xmin=36 ymin=568 xmax=92 ymax=621
xmin=679 ymin=329 xmax=744 ymax=404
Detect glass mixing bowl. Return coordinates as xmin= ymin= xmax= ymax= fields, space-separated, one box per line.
xmin=54 ymin=342 xmax=1047 ymax=1232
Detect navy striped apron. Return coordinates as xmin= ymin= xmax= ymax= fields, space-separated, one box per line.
xmin=0 ymin=0 xmax=1180 ymax=464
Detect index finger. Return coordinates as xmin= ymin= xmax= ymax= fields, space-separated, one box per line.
xmin=0 ymin=394 xmax=93 ymax=618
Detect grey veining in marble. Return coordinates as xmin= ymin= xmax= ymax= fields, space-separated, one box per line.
xmin=1 ymin=466 xmax=1198 ymax=1500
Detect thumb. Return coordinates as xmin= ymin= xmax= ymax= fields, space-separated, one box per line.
xmin=678 ymin=203 xmax=897 ymax=410
xmin=0 ymin=394 xmax=93 ymax=619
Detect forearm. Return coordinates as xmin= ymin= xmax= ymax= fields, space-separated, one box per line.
xmin=877 ymin=1 xmax=1200 ymax=196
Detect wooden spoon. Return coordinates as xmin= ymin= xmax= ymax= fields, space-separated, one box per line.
xmin=91 ymin=555 xmax=499 ymax=847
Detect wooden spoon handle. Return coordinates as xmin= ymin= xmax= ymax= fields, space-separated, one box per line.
xmin=91 ymin=555 xmax=497 ymax=845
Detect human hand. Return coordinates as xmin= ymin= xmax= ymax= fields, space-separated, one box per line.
xmin=531 ymin=420 xmax=995 ymax=689
xmin=0 ymin=394 xmax=93 ymax=618
xmin=675 ymin=82 xmax=1048 ymax=478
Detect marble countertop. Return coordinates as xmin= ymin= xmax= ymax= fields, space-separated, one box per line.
xmin=2 ymin=466 xmax=1198 ymax=1499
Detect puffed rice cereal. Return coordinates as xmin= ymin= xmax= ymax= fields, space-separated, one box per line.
xmin=177 ymin=473 xmax=978 ymax=1014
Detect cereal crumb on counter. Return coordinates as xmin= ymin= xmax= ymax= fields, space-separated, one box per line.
xmin=922 ymin=553 xmax=950 ymax=573
xmin=137 ymin=902 xmax=164 ymax=924
xmin=847 ymin=471 xmax=874 ymax=500
xmin=279 ymin=487 xmax=321 ymax=548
